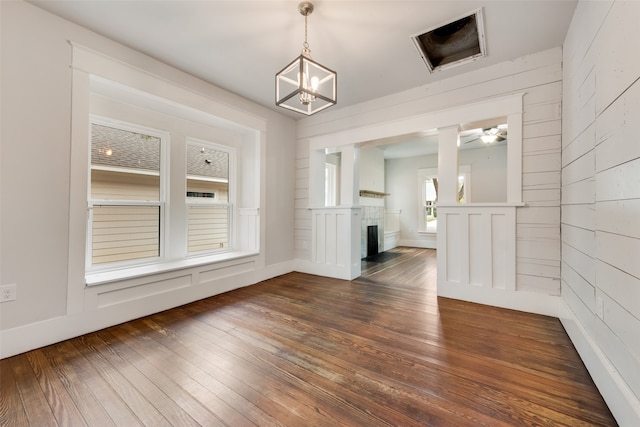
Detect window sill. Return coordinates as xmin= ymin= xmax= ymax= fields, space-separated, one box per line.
xmin=86 ymin=250 xmax=259 ymax=286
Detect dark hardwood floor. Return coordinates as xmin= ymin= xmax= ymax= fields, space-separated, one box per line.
xmin=1 ymin=247 xmax=617 ymax=426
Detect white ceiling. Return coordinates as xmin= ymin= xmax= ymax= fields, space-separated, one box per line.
xmin=29 ymin=0 xmax=577 ymax=120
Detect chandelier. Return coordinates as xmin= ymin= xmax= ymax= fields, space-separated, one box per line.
xmin=275 ymin=2 xmax=337 ymax=115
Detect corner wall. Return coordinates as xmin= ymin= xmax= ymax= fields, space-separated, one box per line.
xmin=561 ymin=1 xmax=640 ymax=423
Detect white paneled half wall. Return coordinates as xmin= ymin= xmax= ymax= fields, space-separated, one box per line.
xmin=437 ymin=205 xmax=516 ymax=292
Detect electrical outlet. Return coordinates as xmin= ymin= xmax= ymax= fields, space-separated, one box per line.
xmin=0 ymin=284 xmax=17 ymax=303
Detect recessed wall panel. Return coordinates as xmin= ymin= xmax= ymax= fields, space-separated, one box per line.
xmin=492 ymin=213 xmax=507 ymax=289
xmin=326 ymin=213 xmax=337 ymax=265
xmin=446 ymin=213 xmax=461 ymax=283
xmin=469 ymin=213 xmax=485 ymax=286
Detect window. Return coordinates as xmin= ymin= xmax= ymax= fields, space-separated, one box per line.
xmin=70 ymin=48 xmax=262 ymax=291
xmin=88 ymin=118 xmax=167 ymax=268
xmin=186 ymin=140 xmax=233 ymax=254
xmin=88 ymin=116 xmax=239 ymax=273
xmin=418 ymin=165 xmax=470 ymax=233
xmin=424 ymin=176 xmax=438 ymax=233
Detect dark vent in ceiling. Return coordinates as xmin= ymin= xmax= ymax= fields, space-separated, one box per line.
xmin=411 ymin=8 xmax=486 ymax=73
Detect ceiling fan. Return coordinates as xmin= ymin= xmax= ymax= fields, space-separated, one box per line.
xmin=461 ymin=125 xmax=508 ymax=144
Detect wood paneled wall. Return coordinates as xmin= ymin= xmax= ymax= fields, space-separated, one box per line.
xmin=562 ymin=1 xmax=640 ymax=423
xmin=295 ymin=47 xmax=563 ymax=297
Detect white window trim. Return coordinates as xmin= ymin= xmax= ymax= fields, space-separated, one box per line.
xmin=69 ymin=43 xmax=264 ymax=307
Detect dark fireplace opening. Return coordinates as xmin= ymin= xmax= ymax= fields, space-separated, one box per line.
xmin=367 ymin=225 xmax=379 ymax=257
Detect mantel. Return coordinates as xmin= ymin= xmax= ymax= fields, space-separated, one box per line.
xmin=359 ymin=190 xmax=389 ymax=198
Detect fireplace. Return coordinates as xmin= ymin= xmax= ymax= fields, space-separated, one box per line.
xmin=367 ymin=225 xmax=379 ymax=257
xmin=361 ymin=205 xmax=384 ymax=258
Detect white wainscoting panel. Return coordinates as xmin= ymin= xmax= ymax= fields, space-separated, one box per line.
xmin=383 ymin=231 xmax=400 ymax=251
xmin=307 ymin=207 xmax=361 ymax=280
xmin=438 ymin=205 xmax=517 ymax=295
xmin=384 ymin=209 xmax=401 ymax=233
xmin=238 ymin=208 xmax=259 ymax=251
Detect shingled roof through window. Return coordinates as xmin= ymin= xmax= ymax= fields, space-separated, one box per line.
xmin=91 ymin=124 xmax=160 ymax=171
xmin=186 ymin=144 xmax=228 ymax=180
xmin=91 ymin=124 xmax=228 ymax=180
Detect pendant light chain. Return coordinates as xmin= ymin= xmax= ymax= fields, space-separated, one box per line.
xmin=303 ymin=12 xmax=311 ymax=57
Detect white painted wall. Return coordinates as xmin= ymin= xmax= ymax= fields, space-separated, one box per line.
xmin=385 ymin=152 xmax=438 ymax=247
xmin=0 ymin=1 xmax=296 ymax=357
xmin=561 ymin=1 xmax=640 ymax=423
xmin=462 ymin=145 xmax=508 ymax=203
xmin=358 ymin=146 xmax=385 ymax=210
xmin=359 ymin=146 xmax=385 ymax=196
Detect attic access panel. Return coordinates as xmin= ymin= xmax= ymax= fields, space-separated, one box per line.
xmin=412 ymin=8 xmax=487 ymax=73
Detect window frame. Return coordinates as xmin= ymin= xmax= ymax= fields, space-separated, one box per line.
xmin=86 ymin=115 xmax=170 ymax=273
xmin=68 ymin=47 xmax=264 ymax=295
xmin=185 ymin=137 xmax=236 ymax=256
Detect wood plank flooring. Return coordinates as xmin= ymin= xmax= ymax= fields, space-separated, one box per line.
xmin=1 ymin=247 xmax=617 ymax=426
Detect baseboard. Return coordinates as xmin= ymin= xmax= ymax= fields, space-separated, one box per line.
xmin=0 ymin=261 xmax=294 ymax=359
xmin=560 ymin=302 xmax=640 ymax=426
xmin=252 ymin=259 xmax=295 ymax=283
xmin=437 ymin=283 xmax=564 ymax=317
xmin=293 ymin=259 xmax=359 ymax=280
xmin=399 ymin=238 xmax=437 ymax=249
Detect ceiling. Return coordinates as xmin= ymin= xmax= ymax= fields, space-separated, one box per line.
xmin=29 ymin=0 xmax=577 ymax=120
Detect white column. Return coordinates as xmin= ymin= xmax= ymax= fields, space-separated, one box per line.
xmin=340 ymin=145 xmax=360 ymax=206
xmin=306 ymin=144 xmax=361 ymax=280
xmin=437 ymin=125 xmax=460 ymax=204
xmin=339 ymin=144 xmax=361 ymax=279
xmin=506 ymin=112 xmax=523 ymax=203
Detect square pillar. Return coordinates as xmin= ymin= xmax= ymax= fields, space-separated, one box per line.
xmin=437 ymin=125 xmax=460 ymax=204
